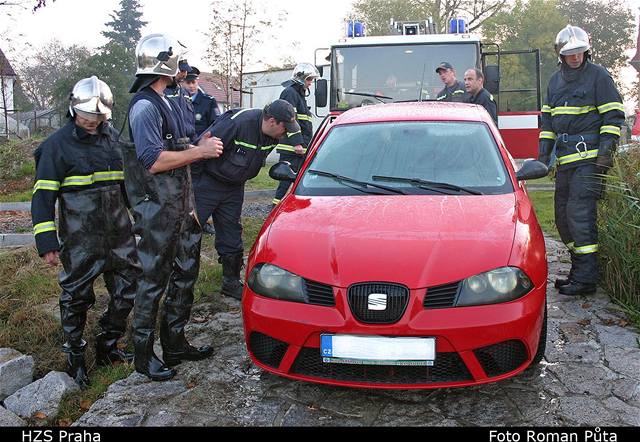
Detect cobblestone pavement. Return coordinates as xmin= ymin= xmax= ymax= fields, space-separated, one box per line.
xmin=76 ymin=236 xmax=640 ymax=427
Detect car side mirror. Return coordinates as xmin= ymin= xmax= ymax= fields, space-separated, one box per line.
xmin=269 ymin=161 xmax=297 ymax=182
xmin=516 ymin=160 xmax=549 ymax=181
xmin=315 ymin=79 xmax=328 ymax=108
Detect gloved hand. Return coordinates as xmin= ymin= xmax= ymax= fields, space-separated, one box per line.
xmin=538 ymin=139 xmax=554 ymax=166
xmin=595 ymin=138 xmax=616 ymax=175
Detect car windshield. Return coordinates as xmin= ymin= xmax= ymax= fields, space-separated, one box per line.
xmin=296 ymin=121 xmax=513 ymax=197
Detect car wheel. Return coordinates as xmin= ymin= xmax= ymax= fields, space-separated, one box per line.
xmin=530 ymin=302 xmax=547 ymax=366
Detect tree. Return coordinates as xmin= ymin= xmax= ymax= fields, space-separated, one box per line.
xmin=207 ymin=0 xmax=283 ymax=107
xmin=349 ymin=0 xmax=508 ymax=36
xmin=101 ymin=0 xmax=147 ymax=53
xmin=556 ymin=0 xmax=634 ymax=77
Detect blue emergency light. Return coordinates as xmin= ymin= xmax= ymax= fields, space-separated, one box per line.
xmin=347 ymin=20 xmax=365 ymax=37
xmin=449 ymin=18 xmax=466 ymax=33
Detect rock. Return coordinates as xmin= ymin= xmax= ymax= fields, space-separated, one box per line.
xmin=0 ymin=348 xmax=34 ymax=401
xmin=4 ymin=371 xmax=79 ymax=419
xmin=0 ymin=406 xmax=26 ymax=427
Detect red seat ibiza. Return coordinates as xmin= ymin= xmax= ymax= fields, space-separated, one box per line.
xmin=242 ymin=102 xmax=549 ymax=389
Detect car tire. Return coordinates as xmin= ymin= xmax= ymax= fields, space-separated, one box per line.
xmin=530 ymin=302 xmax=547 ymax=366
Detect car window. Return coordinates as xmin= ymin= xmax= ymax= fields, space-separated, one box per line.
xmin=296 ymin=121 xmax=513 ymax=196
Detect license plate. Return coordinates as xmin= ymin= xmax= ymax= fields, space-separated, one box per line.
xmin=320 ymin=335 xmax=435 ymax=366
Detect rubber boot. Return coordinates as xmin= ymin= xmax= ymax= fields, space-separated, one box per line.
xmin=96 ymin=332 xmax=134 ymax=366
xmin=219 ymin=253 xmax=244 ymax=300
xmin=559 ymin=281 xmax=597 ymax=296
xmin=134 ymin=338 xmax=176 ymax=382
xmin=554 ymin=277 xmax=572 ymax=289
xmin=63 ymin=342 xmax=90 ymax=390
xmin=161 ymin=332 xmax=214 ymax=367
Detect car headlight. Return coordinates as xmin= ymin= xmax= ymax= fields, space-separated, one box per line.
xmin=247 ymin=263 xmax=306 ymax=303
xmin=456 ymin=267 xmax=533 ymax=307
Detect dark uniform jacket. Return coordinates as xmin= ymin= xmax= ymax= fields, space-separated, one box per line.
xmin=466 ymin=88 xmax=498 ymax=124
xmin=31 ymin=120 xmax=126 ymax=256
xmin=539 ymin=61 xmax=624 ymax=169
xmin=201 ymin=108 xmax=279 ymax=185
xmin=436 ymin=80 xmax=467 ymax=102
xmin=166 ymin=85 xmax=196 ymax=141
xmin=276 ymin=83 xmax=312 ymax=155
xmin=192 ymin=91 xmax=221 ymax=137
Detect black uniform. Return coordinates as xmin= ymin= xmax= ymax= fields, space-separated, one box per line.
xmin=125 ymin=86 xmax=209 ymax=379
xmin=166 ymin=85 xmax=196 ymax=141
xmin=193 ymin=108 xmax=279 ymax=298
xmin=466 ymin=88 xmax=498 ymax=124
xmin=31 ymin=119 xmax=140 ymax=387
xmin=273 ymin=82 xmax=312 ymax=204
xmin=539 ymin=60 xmax=624 ymax=286
xmin=436 ymin=80 xmax=467 ymax=102
xmin=192 ymin=90 xmax=221 ymax=136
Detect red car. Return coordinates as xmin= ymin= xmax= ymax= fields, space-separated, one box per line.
xmin=242 ymin=102 xmax=549 ymax=389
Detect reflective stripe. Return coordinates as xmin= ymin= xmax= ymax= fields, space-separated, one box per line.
xmin=261 ymin=144 xmax=277 ymax=151
xmin=556 ymin=149 xmax=599 ymax=165
xmin=539 ymin=131 xmax=556 ymax=140
xmin=287 ymin=130 xmax=301 ymax=137
xmin=574 ymin=244 xmax=598 ymax=255
xmin=61 ymin=171 xmax=124 ymax=187
xmin=34 ymin=221 xmax=56 ymax=236
xmin=275 ymin=144 xmax=307 ymax=153
xmin=600 ymin=125 xmax=621 ymax=136
xmin=271 ymin=198 xmax=281 ymax=204
xmin=297 ymin=114 xmax=313 ymax=122
xmin=230 ymin=108 xmax=255 ymax=120
xmin=33 ymin=179 xmax=61 ymax=194
xmin=235 ymin=140 xmax=257 ymax=150
xmin=597 ymin=102 xmax=624 ymax=114
xmin=541 ymin=105 xmax=552 ymax=113
xmin=550 ymin=106 xmax=597 ymax=116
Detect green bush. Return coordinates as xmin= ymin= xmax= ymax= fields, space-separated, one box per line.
xmin=599 ymin=148 xmax=640 ymax=324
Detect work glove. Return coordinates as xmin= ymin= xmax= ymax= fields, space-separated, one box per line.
xmin=537 ymin=139 xmax=554 ymax=167
xmin=595 ymin=138 xmax=616 ymax=174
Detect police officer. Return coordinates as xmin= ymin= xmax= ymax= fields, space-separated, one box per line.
xmin=31 ymin=76 xmax=141 ymax=389
xmin=538 ymin=25 xmax=624 ymax=296
xmin=272 ymin=63 xmax=319 ymax=206
xmin=126 ymin=34 xmax=223 ymax=381
xmin=464 ymin=68 xmax=498 ymax=124
xmin=165 ymin=59 xmax=196 ymax=141
xmin=194 ymin=99 xmax=297 ymax=300
xmin=435 ymin=62 xmax=467 ymax=102
xmin=183 ymin=66 xmax=221 ymax=136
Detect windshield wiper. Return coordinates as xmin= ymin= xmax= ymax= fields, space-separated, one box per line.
xmin=372 ymin=175 xmax=483 ymax=195
xmin=308 ymin=169 xmax=407 ymax=195
xmin=343 ymin=91 xmax=394 ymax=103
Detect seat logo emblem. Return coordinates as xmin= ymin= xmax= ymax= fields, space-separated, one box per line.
xmin=368 ymin=293 xmax=387 ymax=311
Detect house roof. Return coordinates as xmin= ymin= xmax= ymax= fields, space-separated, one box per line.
xmin=198 ymin=71 xmax=240 ymax=105
xmin=0 ymin=48 xmax=16 ymax=77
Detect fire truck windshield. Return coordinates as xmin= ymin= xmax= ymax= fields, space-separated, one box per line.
xmin=330 ymin=43 xmax=479 ymax=110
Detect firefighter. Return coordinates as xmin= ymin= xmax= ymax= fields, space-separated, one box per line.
xmin=165 ymin=59 xmax=196 ymax=141
xmin=435 ymin=62 xmax=467 ymax=102
xmin=31 ymin=76 xmax=141 ymax=389
xmin=194 ymin=99 xmax=297 ymax=300
xmin=126 ymin=33 xmax=223 ymax=381
xmin=538 ymin=25 xmax=624 ymax=296
xmin=183 ymin=66 xmax=221 ymax=137
xmin=272 ymin=63 xmax=319 ymax=206
xmin=464 ymin=68 xmax=498 ymax=124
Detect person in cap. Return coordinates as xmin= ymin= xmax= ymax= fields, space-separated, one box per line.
xmin=125 ymin=33 xmax=223 ymax=381
xmin=182 ymin=66 xmax=221 ymax=137
xmin=193 ymin=99 xmax=297 ymax=300
xmin=272 ymin=62 xmax=320 ymax=206
xmin=165 ymin=59 xmax=196 ymax=141
xmin=31 ymin=75 xmax=141 ymax=389
xmin=463 ymin=68 xmax=498 ymax=124
xmin=538 ymin=25 xmax=624 ymax=296
xmin=435 ymin=62 xmax=467 ymax=102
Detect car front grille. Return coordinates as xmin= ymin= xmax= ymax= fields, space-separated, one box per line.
xmin=423 ymin=281 xmax=460 ymax=309
xmin=304 ymin=279 xmax=335 ymax=307
xmin=347 ymin=282 xmax=409 ymax=324
xmin=474 ymin=340 xmax=528 ymax=377
xmin=291 ymin=347 xmax=473 ymax=384
xmin=249 ymin=332 xmax=289 ymax=369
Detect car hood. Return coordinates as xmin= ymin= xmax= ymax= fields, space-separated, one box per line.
xmin=262 ymin=194 xmax=517 ymax=289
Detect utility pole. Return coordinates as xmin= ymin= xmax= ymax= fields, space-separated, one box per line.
xmin=629 ymin=9 xmax=640 ymax=141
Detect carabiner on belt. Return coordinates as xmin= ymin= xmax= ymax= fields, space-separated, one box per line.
xmin=575 ymin=135 xmax=588 ymax=158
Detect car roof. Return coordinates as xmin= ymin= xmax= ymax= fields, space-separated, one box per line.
xmin=332 ymin=102 xmax=495 ymax=126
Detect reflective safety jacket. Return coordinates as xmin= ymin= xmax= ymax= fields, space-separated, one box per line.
xmin=539 ymin=61 xmax=624 ymax=169
xmin=192 ymin=91 xmax=221 ymax=137
xmin=166 ymin=85 xmax=196 ymax=141
xmin=276 ymin=83 xmax=312 ymax=155
xmin=31 ymin=120 xmax=127 ymax=256
xmin=201 ymin=108 xmax=279 ymax=185
xmin=436 ymin=80 xmax=467 ymax=102
xmin=466 ymin=88 xmax=498 ymax=124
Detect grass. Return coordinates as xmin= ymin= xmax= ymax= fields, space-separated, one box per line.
xmin=246 ymin=165 xmax=278 ymax=191
xmin=528 ymin=190 xmax=558 ymax=239
xmin=0 ymin=188 xmax=32 ymax=203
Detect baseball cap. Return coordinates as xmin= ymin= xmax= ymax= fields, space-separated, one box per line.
xmin=263 ymin=99 xmax=300 ymax=133
xmin=185 ymin=66 xmax=200 ymax=81
xmin=435 ymin=61 xmax=454 ymax=73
